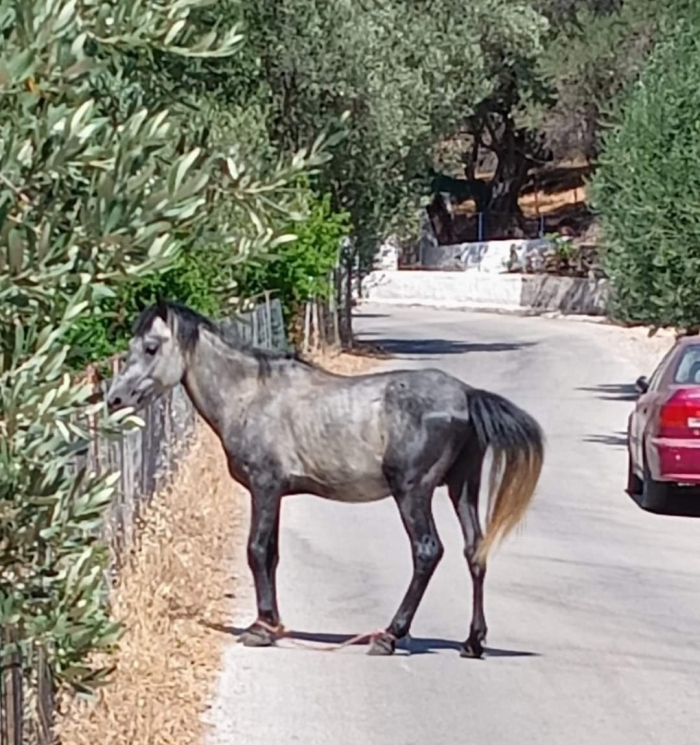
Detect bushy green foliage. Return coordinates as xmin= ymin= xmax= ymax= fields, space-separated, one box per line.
xmin=66 ymin=182 xmax=350 ymax=364
xmin=66 ymin=245 xmax=232 ymax=369
xmin=64 ymin=186 xmax=351 ymax=367
xmin=0 ymin=0 xmax=327 ymax=694
xmin=234 ymin=0 xmax=551 ymax=269
xmin=536 ymin=0 xmax=658 ymax=159
xmin=590 ymin=8 xmax=700 ymax=327
xmin=234 ymin=192 xmax=351 ymax=327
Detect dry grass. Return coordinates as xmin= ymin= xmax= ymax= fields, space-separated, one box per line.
xmin=518 ymin=185 xmax=587 ymax=217
xmin=308 ymin=345 xmax=388 ymax=375
xmin=55 ymin=424 xmax=241 ymax=745
xmin=453 ymin=159 xmax=590 ymax=219
xmin=54 ymin=349 xmax=382 ymax=745
xmin=453 ymin=185 xmax=588 ymax=218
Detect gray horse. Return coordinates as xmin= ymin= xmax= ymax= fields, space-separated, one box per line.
xmin=107 ymin=300 xmax=544 ymax=657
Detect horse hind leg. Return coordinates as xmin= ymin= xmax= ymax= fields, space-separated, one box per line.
xmin=448 ymin=453 xmax=488 ymax=659
xmin=370 ymin=482 xmax=444 ymax=656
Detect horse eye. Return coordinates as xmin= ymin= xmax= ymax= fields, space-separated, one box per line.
xmin=145 ymin=344 xmax=159 ymax=357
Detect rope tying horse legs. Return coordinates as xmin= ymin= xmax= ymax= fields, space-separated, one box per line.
xmin=248 ymin=620 xmax=397 ymax=653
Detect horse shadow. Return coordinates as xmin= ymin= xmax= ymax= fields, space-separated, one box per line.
xmin=200 ymin=621 xmax=539 ymax=658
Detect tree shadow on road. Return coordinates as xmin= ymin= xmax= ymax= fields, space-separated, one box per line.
xmin=584 ymin=431 xmax=628 ymax=448
xmin=578 ymin=383 xmax=638 ymax=402
xmin=357 ymin=333 xmax=537 ymax=358
xmin=202 ymin=622 xmax=539 ymax=658
xmin=352 ymin=311 xmax=390 ymax=320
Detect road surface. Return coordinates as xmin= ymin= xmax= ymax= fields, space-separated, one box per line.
xmin=207 ymin=305 xmax=700 ymax=745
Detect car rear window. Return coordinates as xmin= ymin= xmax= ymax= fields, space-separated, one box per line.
xmin=673 ymin=345 xmax=700 ymax=384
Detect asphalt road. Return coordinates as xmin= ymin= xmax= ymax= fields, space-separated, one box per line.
xmin=208 ymin=304 xmax=700 ymax=745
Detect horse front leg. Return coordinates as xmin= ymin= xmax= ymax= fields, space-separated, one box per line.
xmin=239 ymin=484 xmax=283 ymax=648
xmin=370 ymin=486 xmax=443 ymax=656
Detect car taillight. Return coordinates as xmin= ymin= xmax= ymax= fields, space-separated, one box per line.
xmin=659 ymin=391 xmax=700 ymax=437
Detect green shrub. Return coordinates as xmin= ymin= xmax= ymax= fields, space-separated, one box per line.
xmin=234 ymin=191 xmax=352 ymax=330
xmin=65 ymin=189 xmax=350 ymax=368
xmin=590 ymin=9 xmax=700 ymax=327
xmin=66 ymin=245 xmax=232 ymax=369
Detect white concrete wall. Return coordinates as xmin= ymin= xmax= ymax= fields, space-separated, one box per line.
xmin=360 ymin=269 xmax=609 ymax=315
xmin=375 ymin=236 xmax=400 ymax=271
xmin=362 ymin=270 xmax=524 ymax=309
xmin=421 ymin=238 xmax=551 ymax=273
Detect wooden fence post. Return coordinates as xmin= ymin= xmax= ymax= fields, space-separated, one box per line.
xmin=1 ymin=627 xmax=23 ymax=745
xmin=312 ymin=300 xmax=320 ymax=351
xmin=35 ymin=646 xmax=54 ymax=745
xmin=329 ymin=269 xmax=339 ymax=348
xmin=303 ymin=302 xmax=311 ymax=354
xmin=264 ymin=291 xmax=273 ymax=347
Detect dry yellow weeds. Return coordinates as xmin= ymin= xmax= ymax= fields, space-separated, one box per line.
xmin=55 ymin=423 xmax=240 ymax=745
xmin=308 ymin=345 xmax=388 ymax=375
xmin=55 ymin=351 xmax=380 ymax=745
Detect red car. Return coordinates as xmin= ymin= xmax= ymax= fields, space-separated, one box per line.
xmin=627 ymin=335 xmax=700 ymax=511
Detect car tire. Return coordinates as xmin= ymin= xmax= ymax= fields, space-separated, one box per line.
xmin=627 ymin=452 xmax=643 ymax=496
xmin=640 ymin=451 xmax=672 ymax=513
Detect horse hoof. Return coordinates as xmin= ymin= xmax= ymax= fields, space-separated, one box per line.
xmin=460 ymin=637 xmax=484 ymax=659
xmin=368 ymin=632 xmax=396 ymax=656
xmin=239 ymin=625 xmax=276 ymax=648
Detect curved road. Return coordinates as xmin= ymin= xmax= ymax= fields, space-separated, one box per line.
xmin=209 ymin=304 xmax=700 ymax=745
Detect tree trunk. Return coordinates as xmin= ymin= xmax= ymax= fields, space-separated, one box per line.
xmin=426 ymin=193 xmax=455 ymax=245
xmin=484 ymin=123 xmax=532 ymax=238
xmin=582 ymin=100 xmax=600 ymax=161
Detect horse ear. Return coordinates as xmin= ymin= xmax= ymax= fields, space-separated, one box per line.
xmin=156 ymin=296 xmax=168 ymax=321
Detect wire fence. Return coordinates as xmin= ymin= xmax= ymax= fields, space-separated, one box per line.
xmin=450 ymin=211 xmax=549 ymax=243
xmin=407 ymin=206 xmax=593 ymax=264
xmin=1 ymin=298 xmax=290 ymax=745
xmin=397 ymin=204 xmax=601 ymax=279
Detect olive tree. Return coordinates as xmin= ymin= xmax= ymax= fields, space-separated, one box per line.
xmin=0 ymin=0 xmax=327 ymax=695
xmin=235 ymin=0 xmax=550 ymax=267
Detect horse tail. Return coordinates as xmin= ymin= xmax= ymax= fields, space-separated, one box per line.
xmin=466 ymin=388 xmax=545 ymax=565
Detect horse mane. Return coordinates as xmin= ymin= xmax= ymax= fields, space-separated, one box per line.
xmin=133 ymin=300 xmax=316 ymax=375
